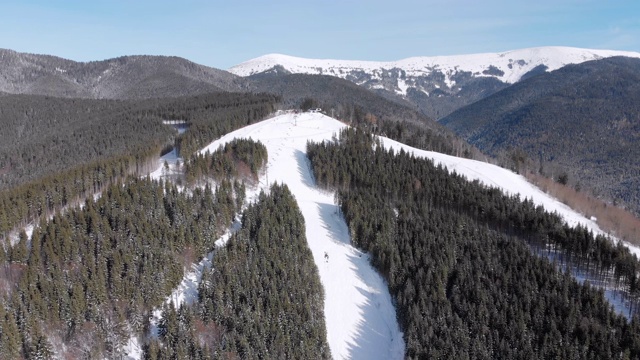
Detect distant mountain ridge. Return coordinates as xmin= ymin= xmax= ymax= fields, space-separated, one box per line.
xmin=0 ymin=48 xmax=244 ymax=99
xmin=230 ymin=47 xmax=640 ymax=118
xmin=440 ymin=56 xmax=640 ymax=215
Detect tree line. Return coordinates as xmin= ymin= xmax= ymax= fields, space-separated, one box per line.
xmin=0 ymin=92 xmax=279 ymax=241
xmin=145 ymin=184 xmax=330 ymax=359
xmin=307 ymin=127 xmax=640 ymax=359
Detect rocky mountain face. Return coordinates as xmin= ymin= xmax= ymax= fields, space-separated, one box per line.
xmin=440 ymin=56 xmax=640 ymax=215
xmin=0 ymin=48 xmax=245 ymax=99
xmin=230 ymin=47 xmax=640 ymax=119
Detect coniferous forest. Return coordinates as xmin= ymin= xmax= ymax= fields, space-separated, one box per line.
xmin=0 ymin=92 xmax=306 ymax=358
xmin=308 ymin=128 xmax=640 ymax=359
xmin=0 ymin=92 xmax=278 ymax=240
xmin=145 ymin=184 xmax=330 ymax=359
xmin=0 ymin=177 xmax=238 ymax=358
xmin=3 ymin=83 xmax=640 ymax=359
xmin=0 ymin=96 xmax=332 ymax=359
xmin=185 ymin=138 xmax=269 ymax=186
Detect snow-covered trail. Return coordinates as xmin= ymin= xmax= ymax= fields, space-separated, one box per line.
xmin=377 ymin=137 xmax=640 ymax=257
xmin=202 ymin=113 xmax=405 ymax=360
xmin=196 ymin=110 xmax=640 ymax=357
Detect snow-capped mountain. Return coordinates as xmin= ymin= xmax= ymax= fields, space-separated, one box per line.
xmin=230 ymin=47 xmax=640 ymax=119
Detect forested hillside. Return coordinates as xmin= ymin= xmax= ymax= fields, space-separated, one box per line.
xmin=0 ymin=49 xmax=244 ymax=99
xmin=441 ymin=56 xmax=640 ymax=215
xmin=0 ymin=96 xmax=332 ymax=358
xmin=0 ymin=94 xmax=173 ymax=190
xmin=308 ymin=128 xmax=640 ymax=359
xmin=0 ymin=177 xmax=241 ymax=358
xmin=146 ymin=184 xmax=330 ymax=359
xmin=0 ymin=92 xmax=278 ymax=240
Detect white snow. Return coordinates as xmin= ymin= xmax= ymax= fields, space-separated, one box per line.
xmin=199 ymin=112 xmax=640 ymax=358
xmin=149 ymin=148 xmax=181 ymax=181
xmin=377 ymin=136 xmax=640 ymax=257
xmin=396 ymin=78 xmax=409 ymax=95
xmin=125 ymin=219 xmax=244 ymax=360
xmin=123 ymin=336 xmax=142 ymax=360
xmin=229 ymin=46 xmax=640 ymax=85
xmin=201 ymin=112 xmax=405 ymax=360
xmin=131 ymin=111 xmax=640 ymax=359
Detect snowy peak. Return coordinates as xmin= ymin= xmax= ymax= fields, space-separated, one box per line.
xmin=230 ymin=47 xmax=640 ymax=119
xmin=230 ymin=47 xmax=640 ymax=84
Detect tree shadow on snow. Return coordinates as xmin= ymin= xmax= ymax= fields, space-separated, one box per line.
xmin=294 ymin=149 xmax=316 ymax=188
xmin=315 ymin=202 xmax=351 ymax=246
xmin=347 ymin=286 xmax=396 ymax=359
xmin=316 ymin=204 xmax=403 ymax=359
xmin=343 ymin=253 xmax=403 ymax=360
xmin=293 ymin=148 xmax=403 ymax=359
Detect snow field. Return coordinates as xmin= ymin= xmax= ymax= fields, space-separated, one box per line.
xmin=229 ymin=46 xmax=640 ymax=85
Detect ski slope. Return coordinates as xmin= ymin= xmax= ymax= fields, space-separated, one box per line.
xmin=201 ymin=112 xmax=405 ymax=360
xmin=376 ymin=136 xmax=640 ymax=258
xmin=198 ymin=111 xmax=639 ymax=358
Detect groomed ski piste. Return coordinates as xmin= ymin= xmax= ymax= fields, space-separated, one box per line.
xmin=200 ymin=112 xmax=405 ymax=360
xmin=130 ymin=111 xmax=639 ymax=359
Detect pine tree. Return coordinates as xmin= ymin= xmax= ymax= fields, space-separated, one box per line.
xmin=10 ymin=230 xmax=29 ymax=263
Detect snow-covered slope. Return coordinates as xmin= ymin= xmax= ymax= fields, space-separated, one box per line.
xmin=195 ymin=111 xmax=640 ymax=359
xmin=230 ymin=47 xmax=640 ymax=120
xmin=132 ymin=111 xmax=640 ymax=359
xmin=201 ymin=112 xmax=405 ymax=360
xmin=230 ymin=47 xmax=640 ymax=85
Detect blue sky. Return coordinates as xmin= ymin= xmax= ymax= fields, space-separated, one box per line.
xmin=1 ymin=0 xmax=639 ymax=69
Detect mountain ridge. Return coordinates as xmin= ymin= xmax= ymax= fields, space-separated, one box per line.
xmin=230 ymin=46 xmax=640 ymax=118
xmin=440 ymin=56 xmax=640 ymax=215
xmin=230 ymin=46 xmax=640 ymax=84
xmin=0 ymin=48 xmax=244 ymax=99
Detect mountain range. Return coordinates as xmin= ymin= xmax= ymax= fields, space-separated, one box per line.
xmin=0 ymin=48 xmax=242 ymax=99
xmin=440 ymin=56 xmax=640 ymax=214
xmin=2 ymin=46 xmax=640 ymax=359
xmin=229 ymin=46 xmax=640 ymax=119
xmin=3 ymin=46 xmax=640 ymax=214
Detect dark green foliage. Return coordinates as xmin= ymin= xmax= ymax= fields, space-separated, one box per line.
xmin=185 ymin=138 xmax=268 ymax=185
xmin=0 ymin=92 xmax=279 ymax=239
xmin=193 ymin=184 xmax=330 ymax=359
xmin=0 ymin=303 xmax=21 ymax=359
xmin=441 ymin=56 xmax=640 ymax=214
xmin=300 ymin=97 xmax=318 ymax=111
xmin=0 ymin=89 xmax=278 ymax=357
xmin=0 ymin=94 xmax=174 ymax=191
xmin=308 ymin=127 xmax=640 ymax=358
xmin=0 ymin=177 xmax=243 ymax=357
xmin=0 ymin=146 xmax=161 ymax=239
xmin=167 ymin=93 xmax=278 ymax=156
